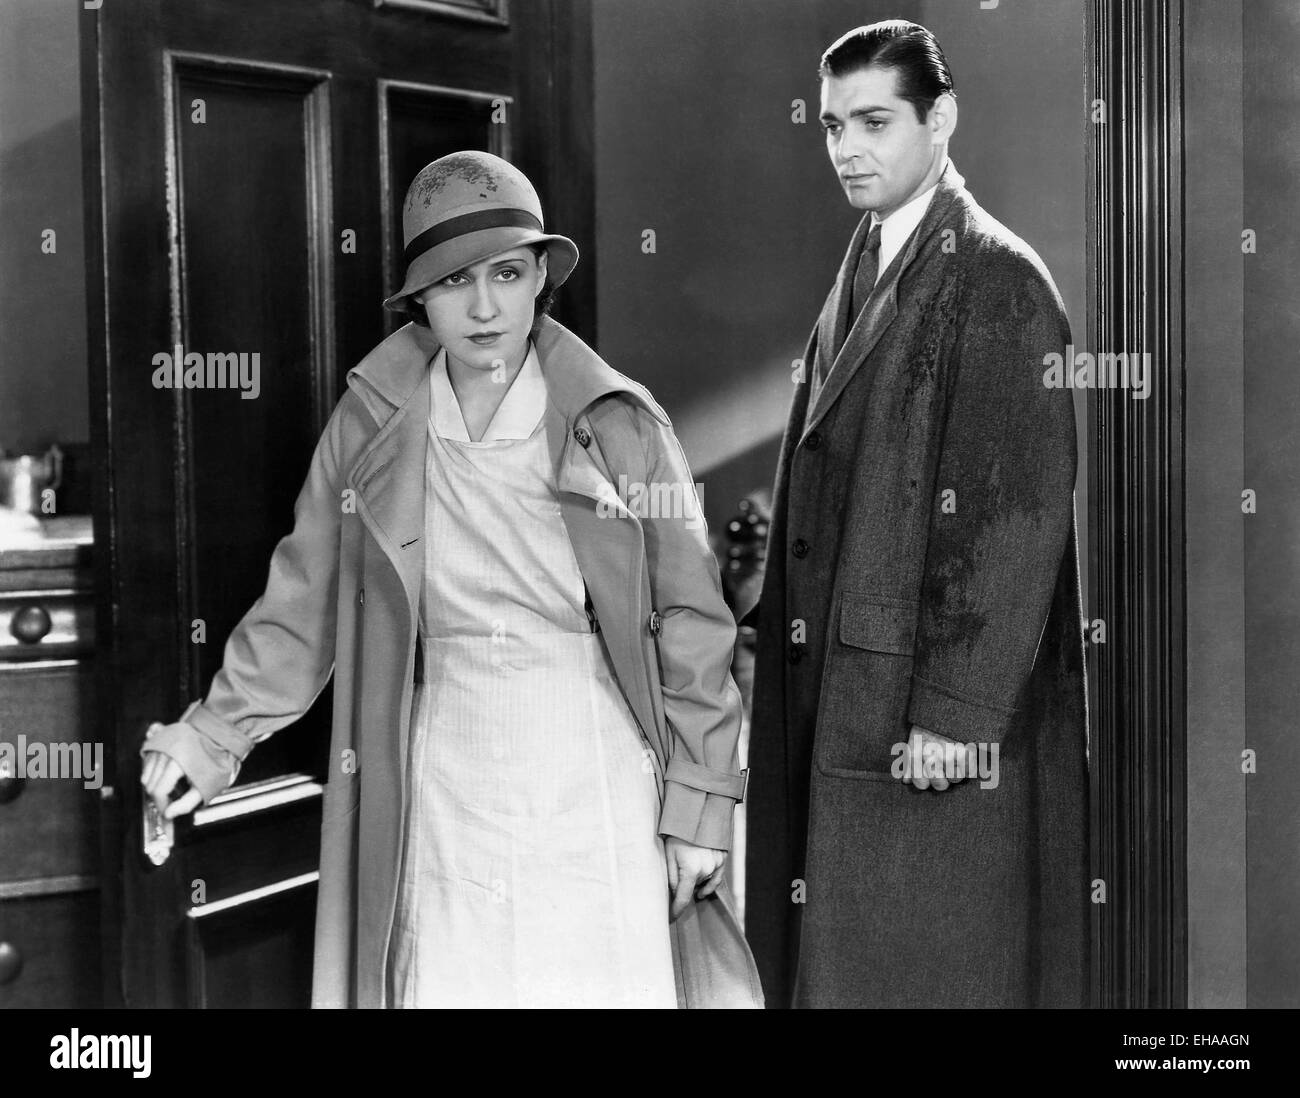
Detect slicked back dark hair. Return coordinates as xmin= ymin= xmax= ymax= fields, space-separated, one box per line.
xmin=819 ymin=20 xmax=955 ymax=124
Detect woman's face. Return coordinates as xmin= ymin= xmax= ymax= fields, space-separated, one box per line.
xmin=415 ymin=246 xmax=547 ymax=373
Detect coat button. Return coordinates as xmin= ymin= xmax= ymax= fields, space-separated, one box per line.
xmin=805 ymin=430 xmax=821 ymax=451
xmin=573 ymin=425 xmax=591 ymax=448
xmin=647 ymin=610 xmax=663 ymax=636
xmin=787 ymin=644 xmax=803 ymax=664
xmin=792 ymin=538 xmax=810 ymax=559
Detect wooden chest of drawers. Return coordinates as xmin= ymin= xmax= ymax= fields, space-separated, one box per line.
xmin=0 ymin=515 xmax=101 ymax=1007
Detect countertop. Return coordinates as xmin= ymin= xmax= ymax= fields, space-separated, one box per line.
xmin=0 ymin=514 xmax=94 ymax=570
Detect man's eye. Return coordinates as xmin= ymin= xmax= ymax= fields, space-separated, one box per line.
xmin=867 ymin=120 xmax=886 ymax=130
xmin=822 ymin=124 xmax=840 ymax=136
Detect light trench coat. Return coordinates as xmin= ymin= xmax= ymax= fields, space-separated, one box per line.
xmin=146 ymin=316 xmax=763 ymax=1008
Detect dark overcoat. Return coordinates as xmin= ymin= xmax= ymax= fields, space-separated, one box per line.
xmin=743 ymin=162 xmax=1089 ymax=1008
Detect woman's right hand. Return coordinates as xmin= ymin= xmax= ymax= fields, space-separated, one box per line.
xmin=140 ymin=722 xmax=204 ymax=819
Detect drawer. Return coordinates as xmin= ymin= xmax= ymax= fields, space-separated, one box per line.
xmin=0 ymin=664 xmax=100 ymax=881
xmin=0 ymin=589 xmax=94 ymax=660
xmin=0 ymin=888 xmax=102 ymax=1008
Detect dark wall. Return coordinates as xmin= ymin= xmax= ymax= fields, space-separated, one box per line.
xmin=0 ymin=0 xmax=88 ymax=454
xmin=592 ymin=0 xmax=1088 ymax=591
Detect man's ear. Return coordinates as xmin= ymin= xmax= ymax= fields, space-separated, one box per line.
xmin=930 ymin=92 xmax=958 ymax=144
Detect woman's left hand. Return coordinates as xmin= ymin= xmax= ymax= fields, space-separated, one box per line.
xmin=665 ymin=836 xmax=728 ymax=920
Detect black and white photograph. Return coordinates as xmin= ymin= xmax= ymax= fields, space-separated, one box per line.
xmin=0 ymin=0 xmax=1293 ymax=1075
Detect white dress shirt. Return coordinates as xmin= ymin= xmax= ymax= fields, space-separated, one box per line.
xmin=429 ymin=342 xmax=546 ymax=443
xmin=870 ymin=174 xmax=942 ymax=285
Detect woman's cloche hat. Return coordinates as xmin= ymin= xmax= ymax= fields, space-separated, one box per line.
xmin=382 ymin=150 xmax=579 ymax=314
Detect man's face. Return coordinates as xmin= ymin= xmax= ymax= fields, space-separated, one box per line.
xmin=819 ymin=65 xmax=944 ymax=217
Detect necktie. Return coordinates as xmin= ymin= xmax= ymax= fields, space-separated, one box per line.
xmin=848 ymin=220 xmax=883 ymax=322
xmin=815 ymin=219 xmax=883 ymax=406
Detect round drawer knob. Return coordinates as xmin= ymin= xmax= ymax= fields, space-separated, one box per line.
xmin=0 ymin=942 xmax=23 ymax=985
xmin=11 ymin=604 xmax=53 ymax=644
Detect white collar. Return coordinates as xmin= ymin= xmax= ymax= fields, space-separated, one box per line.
xmin=430 ymin=342 xmax=547 ymax=442
xmin=870 ymin=172 xmax=942 ymax=279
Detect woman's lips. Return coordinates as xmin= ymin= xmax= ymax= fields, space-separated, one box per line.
xmin=467 ymin=332 xmax=503 ymax=345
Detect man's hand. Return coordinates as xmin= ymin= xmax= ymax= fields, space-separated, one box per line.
xmin=664 ymin=835 xmax=727 ymax=920
xmin=902 ymin=726 xmax=967 ymax=792
xmin=140 ymin=722 xmax=203 ymax=819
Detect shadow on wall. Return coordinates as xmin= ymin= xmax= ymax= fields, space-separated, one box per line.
xmin=592 ymin=0 xmax=876 ymax=532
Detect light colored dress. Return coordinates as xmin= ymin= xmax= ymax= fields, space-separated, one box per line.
xmin=387 ymin=344 xmax=677 ymax=1008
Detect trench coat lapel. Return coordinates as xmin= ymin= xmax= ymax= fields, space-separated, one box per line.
xmin=803 ymin=163 xmax=966 ymax=442
xmin=546 ymin=398 xmax=665 ymax=756
xmin=537 ymin=321 xmax=677 ymax=758
xmin=534 ymin=314 xmax=671 ymax=762
xmin=346 ymin=361 xmax=430 ymax=621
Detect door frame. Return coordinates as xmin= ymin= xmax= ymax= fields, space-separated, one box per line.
xmin=1086 ymin=0 xmax=1188 ymax=1008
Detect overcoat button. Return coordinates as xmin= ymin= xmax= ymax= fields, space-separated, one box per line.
xmin=787 ymin=644 xmax=803 ymax=665
xmin=648 ymin=610 xmax=663 ymax=636
xmin=805 ymin=431 xmax=821 ymax=451
xmin=792 ymin=538 xmax=810 ymax=559
xmin=573 ymin=426 xmax=591 ymax=448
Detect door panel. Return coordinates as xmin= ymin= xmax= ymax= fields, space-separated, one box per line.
xmin=380 ymin=79 xmax=511 ymax=329
xmin=170 ymin=54 xmax=335 ymax=787
xmin=186 ymin=878 xmax=318 ymax=1009
xmin=82 ymin=0 xmax=593 ymax=1007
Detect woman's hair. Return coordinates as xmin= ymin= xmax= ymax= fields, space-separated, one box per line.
xmin=401 ymin=243 xmax=557 ymax=338
xmin=819 ymin=20 xmax=955 ymax=124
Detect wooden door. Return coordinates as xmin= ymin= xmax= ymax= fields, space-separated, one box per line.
xmin=80 ymin=0 xmax=593 ymax=1008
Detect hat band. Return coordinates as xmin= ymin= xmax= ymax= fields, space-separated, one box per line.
xmin=402 ymin=208 xmax=543 ymax=268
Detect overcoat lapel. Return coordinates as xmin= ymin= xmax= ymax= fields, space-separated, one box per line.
xmin=818 ymin=211 xmax=873 ymax=368
xmin=803 ymin=163 xmax=967 ymax=442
